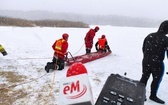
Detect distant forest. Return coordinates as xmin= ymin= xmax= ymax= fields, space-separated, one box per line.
xmin=0 ymin=16 xmax=89 ymax=27
xmin=0 ymin=10 xmax=164 ymax=27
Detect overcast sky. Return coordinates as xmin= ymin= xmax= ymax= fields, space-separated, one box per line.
xmin=1 ymin=0 xmax=168 ymax=20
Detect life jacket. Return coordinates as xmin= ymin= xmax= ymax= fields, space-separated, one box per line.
xmin=54 ymin=39 xmax=66 ymax=55
xmin=98 ymin=38 xmax=107 ymax=50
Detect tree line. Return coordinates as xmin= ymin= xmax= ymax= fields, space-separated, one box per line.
xmin=0 ymin=16 xmax=89 ymax=28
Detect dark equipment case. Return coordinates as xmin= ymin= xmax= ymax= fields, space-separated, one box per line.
xmin=95 ymin=74 xmax=146 ymax=105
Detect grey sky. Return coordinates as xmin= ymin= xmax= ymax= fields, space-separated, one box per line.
xmin=1 ymin=0 xmax=168 ymax=20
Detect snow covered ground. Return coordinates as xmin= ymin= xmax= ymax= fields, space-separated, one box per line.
xmin=0 ymin=25 xmax=168 ymax=105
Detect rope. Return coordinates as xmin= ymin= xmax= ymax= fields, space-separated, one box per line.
xmin=3 ymin=57 xmax=52 ymax=61
xmin=5 ymin=43 xmax=84 ymax=61
xmin=48 ymin=70 xmax=56 ymax=96
xmin=68 ymin=51 xmax=75 ymax=62
xmin=72 ymin=43 xmax=84 ymax=56
xmin=18 ymin=57 xmax=52 ymax=60
xmin=66 ymin=43 xmax=84 ymax=63
xmin=48 ymin=54 xmax=58 ymax=96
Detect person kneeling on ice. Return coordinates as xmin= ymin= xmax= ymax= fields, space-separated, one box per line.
xmin=0 ymin=44 xmax=7 ymax=56
xmin=95 ymin=35 xmax=111 ymax=53
xmin=45 ymin=33 xmax=69 ymax=73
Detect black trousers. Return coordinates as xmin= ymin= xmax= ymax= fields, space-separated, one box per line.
xmin=140 ymin=59 xmax=164 ymax=96
xmin=52 ymin=56 xmax=65 ymax=70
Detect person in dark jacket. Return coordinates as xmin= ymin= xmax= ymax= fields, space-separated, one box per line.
xmin=45 ymin=33 xmax=69 ymax=73
xmin=95 ymin=35 xmax=111 ymax=53
xmin=84 ymin=26 xmax=99 ymax=54
xmin=140 ymin=20 xmax=168 ymax=104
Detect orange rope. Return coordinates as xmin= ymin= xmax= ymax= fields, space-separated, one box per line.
xmin=48 ymin=53 xmax=58 ymax=96
xmin=49 ymin=70 xmax=56 ymax=96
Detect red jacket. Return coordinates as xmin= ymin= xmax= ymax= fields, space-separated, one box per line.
xmin=84 ymin=29 xmax=96 ymax=49
xmin=52 ymin=38 xmax=68 ymax=60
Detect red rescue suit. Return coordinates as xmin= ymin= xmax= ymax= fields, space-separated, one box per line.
xmin=84 ymin=29 xmax=96 ymax=49
xmin=52 ymin=38 xmax=68 ymax=60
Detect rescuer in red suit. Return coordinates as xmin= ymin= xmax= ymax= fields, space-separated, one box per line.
xmin=95 ymin=35 xmax=111 ymax=53
xmin=84 ymin=26 xmax=100 ymax=54
xmin=45 ymin=33 xmax=69 ymax=73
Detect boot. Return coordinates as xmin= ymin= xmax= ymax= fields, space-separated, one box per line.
xmin=45 ymin=62 xmax=55 ymax=73
xmin=149 ymin=95 xmax=165 ymax=104
xmin=57 ymin=62 xmax=64 ymax=70
xmin=86 ymin=49 xmax=90 ymax=54
xmin=86 ymin=49 xmax=88 ymax=54
xmin=45 ymin=62 xmax=50 ymax=73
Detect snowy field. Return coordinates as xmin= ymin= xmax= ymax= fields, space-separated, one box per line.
xmin=0 ymin=25 xmax=168 ymax=105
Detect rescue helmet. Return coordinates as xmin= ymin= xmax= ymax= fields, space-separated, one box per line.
xmin=101 ymin=35 xmax=106 ymax=38
xmin=95 ymin=26 xmax=100 ymax=32
xmin=62 ymin=33 xmax=69 ymax=40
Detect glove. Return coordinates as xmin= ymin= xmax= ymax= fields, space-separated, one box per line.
xmin=91 ymin=41 xmax=93 ymax=45
xmin=87 ymin=41 xmax=93 ymax=44
xmin=64 ymin=52 xmax=68 ymax=56
xmin=64 ymin=52 xmax=68 ymax=60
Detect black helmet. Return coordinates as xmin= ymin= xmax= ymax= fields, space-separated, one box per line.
xmin=158 ymin=20 xmax=168 ymax=34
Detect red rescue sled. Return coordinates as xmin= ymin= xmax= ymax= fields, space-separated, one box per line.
xmin=66 ymin=51 xmax=111 ymax=66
